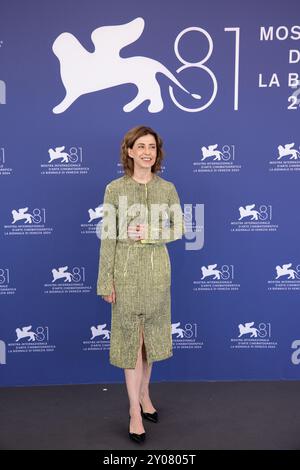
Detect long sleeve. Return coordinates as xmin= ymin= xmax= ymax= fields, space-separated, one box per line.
xmin=96 ymin=184 xmax=117 ymax=296
xmin=140 ymin=182 xmax=185 ymax=245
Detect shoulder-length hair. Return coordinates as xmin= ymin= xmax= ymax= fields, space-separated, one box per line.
xmin=121 ymin=125 xmax=164 ymax=176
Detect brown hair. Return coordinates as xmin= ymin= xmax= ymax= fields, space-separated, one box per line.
xmin=121 ymin=125 xmax=164 ymax=176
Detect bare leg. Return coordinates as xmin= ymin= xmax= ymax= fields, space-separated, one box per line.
xmin=124 ymin=327 xmax=145 ymax=434
xmin=139 ymin=344 xmax=156 ymax=413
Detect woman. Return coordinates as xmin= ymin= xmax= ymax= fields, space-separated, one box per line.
xmin=97 ymin=125 xmax=185 ymax=444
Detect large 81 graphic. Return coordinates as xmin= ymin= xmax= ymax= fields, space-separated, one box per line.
xmin=169 ymin=27 xmax=240 ymax=111
xmin=53 ymin=21 xmax=240 ymax=114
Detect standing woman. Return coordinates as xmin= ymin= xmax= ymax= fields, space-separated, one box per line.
xmin=97 ymin=125 xmax=185 ymax=444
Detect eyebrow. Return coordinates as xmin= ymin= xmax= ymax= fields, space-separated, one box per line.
xmin=137 ymin=142 xmax=156 ymax=145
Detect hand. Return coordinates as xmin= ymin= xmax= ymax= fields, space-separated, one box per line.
xmin=102 ymin=284 xmax=116 ymax=303
xmin=127 ymin=223 xmax=147 ymax=241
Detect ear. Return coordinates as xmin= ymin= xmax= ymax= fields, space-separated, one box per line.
xmin=128 ymin=149 xmax=134 ymax=159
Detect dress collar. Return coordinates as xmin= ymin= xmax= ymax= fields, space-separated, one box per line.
xmin=125 ymin=173 xmax=158 ymax=186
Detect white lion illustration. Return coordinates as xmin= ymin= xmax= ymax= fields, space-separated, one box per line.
xmin=48 ymin=146 xmax=69 ymax=163
xmin=275 ymin=263 xmax=298 ymax=279
xmin=277 ymin=143 xmax=300 ymax=160
xmin=201 ymin=264 xmax=222 ymax=280
xmin=171 ymin=322 xmax=185 ymax=338
xmin=201 ymin=144 xmax=224 ymax=161
xmin=52 ymin=17 xmax=201 ymax=114
xmin=238 ymin=204 xmax=260 ymax=221
xmin=238 ymin=322 xmax=259 ymax=338
xmin=16 ymin=326 xmax=37 ymax=342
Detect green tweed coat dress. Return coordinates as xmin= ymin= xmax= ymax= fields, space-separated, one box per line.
xmin=97 ymin=173 xmax=185 ymax=369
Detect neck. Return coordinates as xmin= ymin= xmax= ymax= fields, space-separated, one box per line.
xmin=131 ymin=169 xmax=154 ymax=183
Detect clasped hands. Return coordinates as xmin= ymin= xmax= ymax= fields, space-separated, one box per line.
xmin=127 ymin=222 xmax=148 ymax=241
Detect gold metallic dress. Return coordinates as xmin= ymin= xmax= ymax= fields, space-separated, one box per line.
xmin=97 ymin=173 xmax=184 ymax=369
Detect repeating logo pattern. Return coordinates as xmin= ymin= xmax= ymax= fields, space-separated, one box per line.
xmin=171 ymin=322 xmax=204 ymax=350
xmin=269 ymin=143 xmax=300 ymax=172
xmin=0 ymin=268 xmax=16 ymax=295
xmin=268 ymin=263 xmax=300 ymax=291
xmin=1 ymin=13 xmax=300 ymax=383
xmin=231 ymin=322 xmax=277 ymax=350
xmin=230 ymin=203 xmax=279 ymax=232
xmin=40 ymin=145 xmax=90 ymax=175
xmin=193 ymin=144 xmax=241 ymax=173
xmin=3 ymin=207 xmax=53 ymax=236
xmin=193 ymin=263 xmax=240 ymax=292
xmin=44 ymin=266 xmax=92 ymax=294
xmin=6 ymin=326 xmax=55 ymax=354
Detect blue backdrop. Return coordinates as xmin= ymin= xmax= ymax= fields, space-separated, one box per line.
xmin=1 ymin=0 xmax=300 ymax=386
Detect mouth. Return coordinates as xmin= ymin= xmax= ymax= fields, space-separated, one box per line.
xmin=141 ymin=157 xmax=152 ymax=161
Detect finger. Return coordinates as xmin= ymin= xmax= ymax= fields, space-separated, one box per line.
xmin=129 ymin=231 xmax=141 ymax=239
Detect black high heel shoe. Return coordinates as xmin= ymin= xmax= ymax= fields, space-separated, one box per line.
xmin=128 ymin=416 xmax=146 ymax=444
xmin=140 ymin=404 xmax=159 ymax=423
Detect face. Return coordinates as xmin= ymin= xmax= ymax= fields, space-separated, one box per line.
xmin=128 ymin=134 xmax=157 ymax=170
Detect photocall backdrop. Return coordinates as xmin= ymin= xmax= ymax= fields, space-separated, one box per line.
xmin=1 ymin=0 xmax=300 ymax=386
